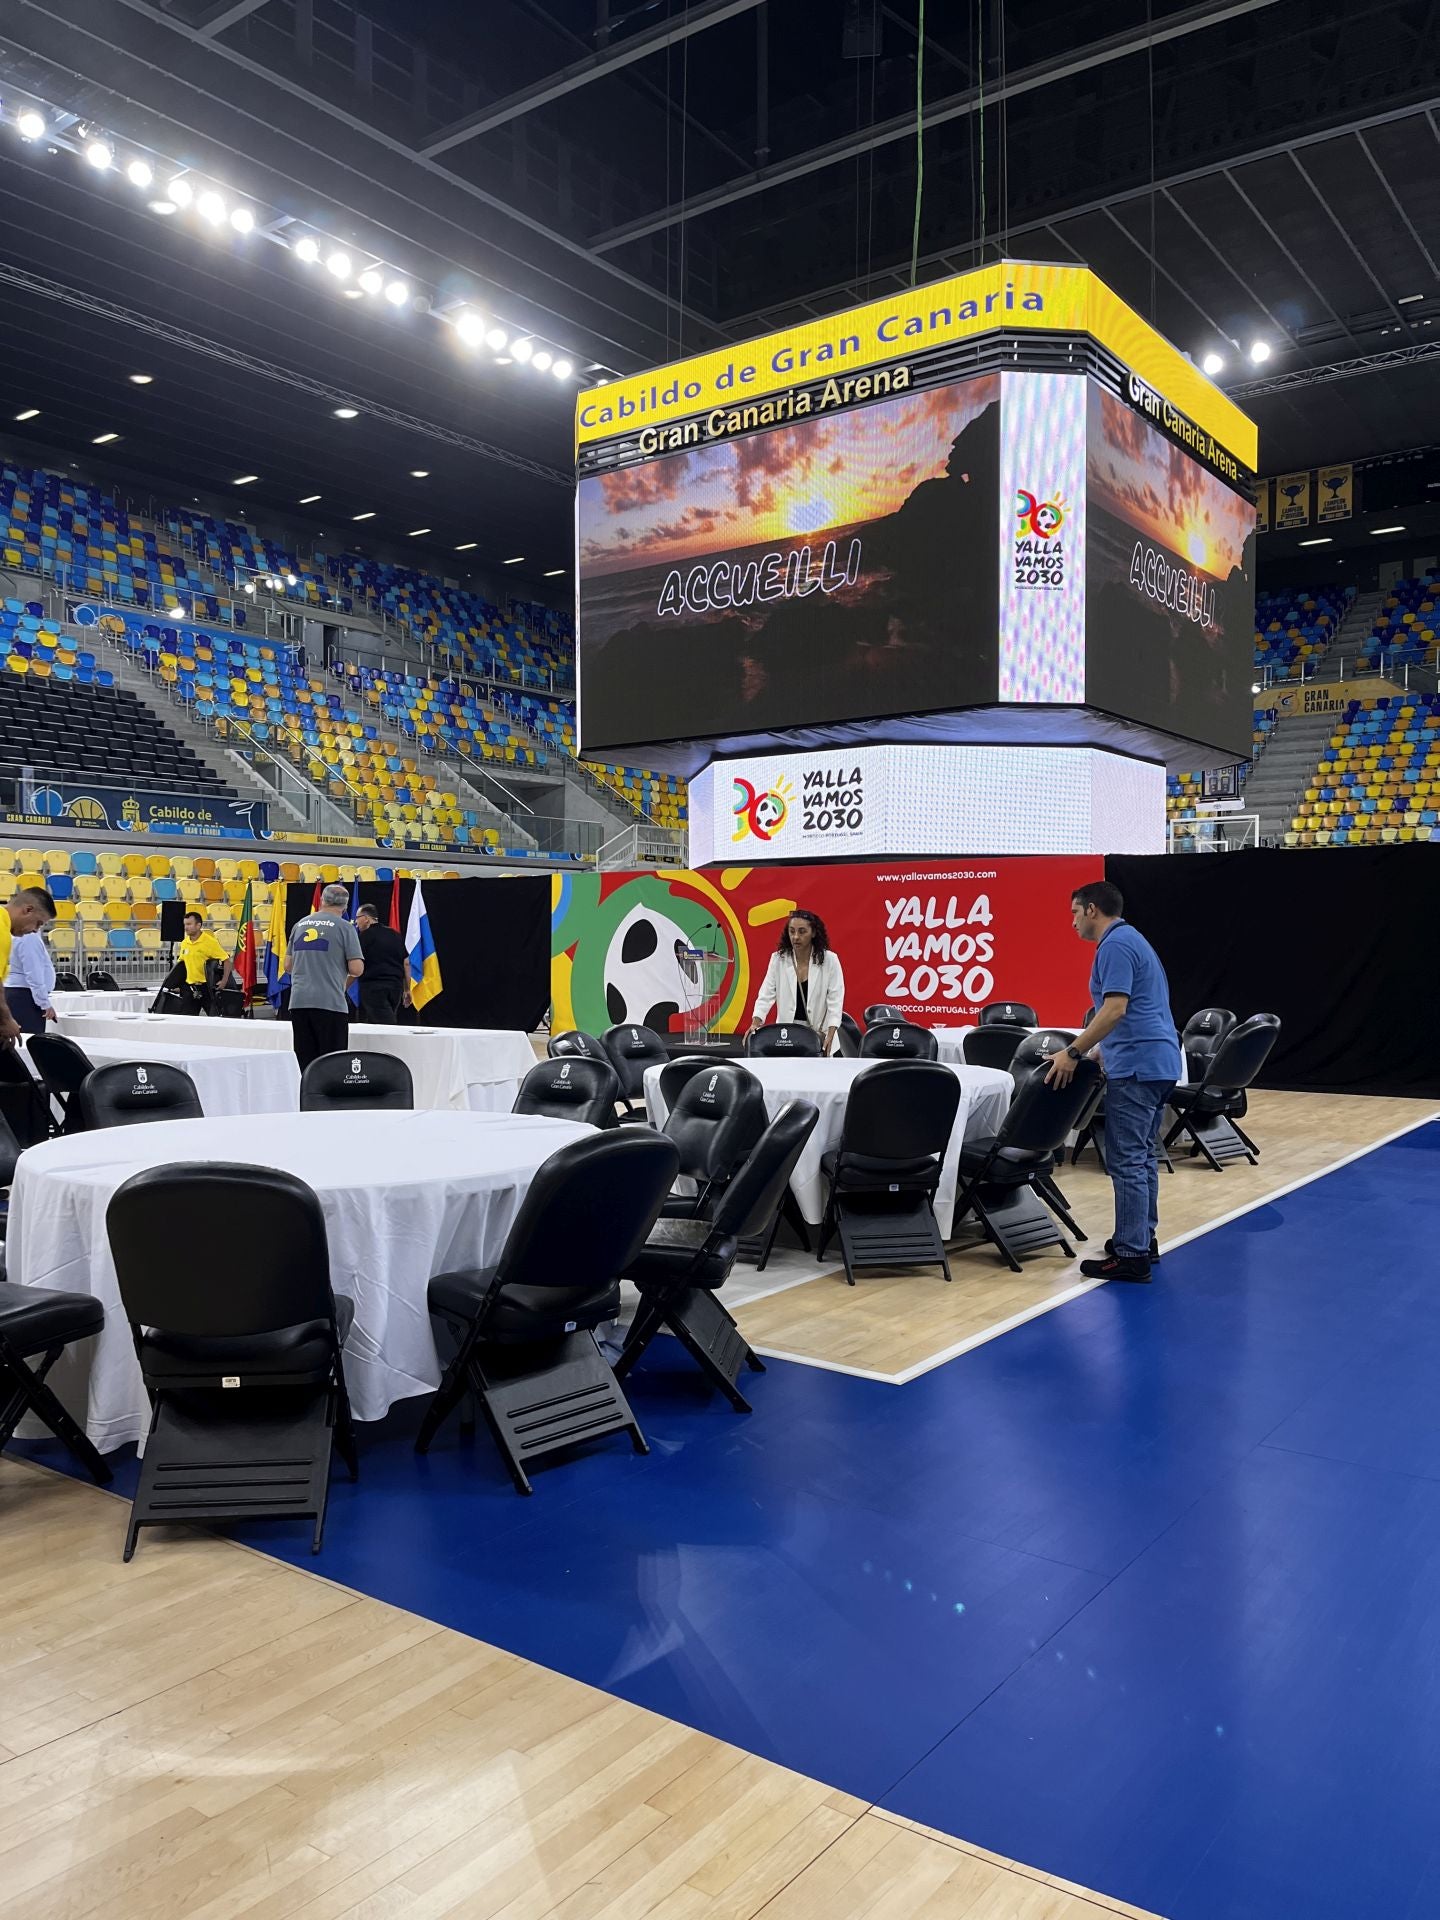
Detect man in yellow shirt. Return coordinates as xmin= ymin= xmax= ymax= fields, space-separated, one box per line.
xmin=0 ymin=886 xmax=57 ymax=1045
xmin=176 ymin=909 xmax=231 ymax=1013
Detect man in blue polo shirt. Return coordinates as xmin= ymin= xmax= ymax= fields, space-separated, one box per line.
xmin=1045 ymin=879 xmax=1181 ymax=1283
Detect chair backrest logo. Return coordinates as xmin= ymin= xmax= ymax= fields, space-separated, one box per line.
xmin=558 ymin=1061 xmax=572 ymax=1080
xmin=135 ymin=1066 xmax=148 ymax=1084
xmin=351 ymin=1057 xmax=362 ymax=1075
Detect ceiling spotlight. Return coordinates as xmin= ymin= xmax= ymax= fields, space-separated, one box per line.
xmin=352 ymin=511 xmax=375 ymax=521
xmin=481 ymin=327 xmax=506 ymax=352
xmin=543 ymin=567 xmax=565 ymax=577
xmin=1249 ymin=340 xmax=1272 ymax=364
xmin=1299 ymin=537 xmax=1332 ymax=547
xmin=299 ymin=493 xmax=321 ymax=503
xmin=14 ymin=408 xmax=40 ymax=421
xmin=92 ymin=432 xmax=120 ymax=445
xmin=342 ymin=288 xmax=364 ymax=299
xmin=552 ymin=358 xmax=573 ymax=380
xmin=358 ymin=267 xmax=384 ymax=295
xmin=1370 ymin=524 xmax=1406 ymax=535
xmin=454 ymin=309 xmax=486 ymax=346
xmin=128 ymin=373 xmax=153 ymax=385
xmin=1398 ymin=293 xmax=1424 ymax=305
xmin=333 ymin=406 xmax=359 ymax=419
xmin=325 ymin=250 xmax=352 ymax=280
xmin=294 ymin=235 xmax=320 ymax=264
xmin=502 ymin=555 xmax=525 ymax=565
xmin=455 ymin=541 xmax=477 ymax=551
xmin=229 ymin=206 xmax=255 ymax=234
xmin=384 ymin=279 xmax=410 ymax=306
xmin=85 ymin=139 xmax=114 ymax=171
xmin=532 ymin=350 xmax=553 ymax=372
xmin=1201 ymin=350 xmax=1224 ymax=376
xmin=126 ymin=158 xmax=153 ymax=189
xmin=407 ymin=527 xmax=431 ymax=537
xmin=233 ymin=474 xmax=259 ymax=485
xmin=168 ymin=175 xmax=194 ymax=207
xmin=511 ymin=338 xmax=534 ymax=362
xmin=148 ymin=199 xmax=177 ymax=215
xmin=17 ymin=110 xmax=48 ymax=141
xmin=196 ymin=190 xmax=227 ymax=225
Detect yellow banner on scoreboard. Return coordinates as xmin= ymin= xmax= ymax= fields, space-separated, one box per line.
xmin=1255 ymin=477 xmax=1271 ymax=533
xmin=1317 ymin=464 xmax=1353 ymax=522
xmin=576 ymin=260 xmax=1258 ymax=471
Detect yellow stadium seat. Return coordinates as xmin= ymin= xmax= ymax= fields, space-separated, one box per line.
xmin=122 ymin=853 xmax=148 ymax=878
xmin=136 ymin=926 xmax=162 ymax=952
xmin=96 ymin=852 xmax=124 ymax=877
xmin=42 ymin=848 xmax=72 ymax=873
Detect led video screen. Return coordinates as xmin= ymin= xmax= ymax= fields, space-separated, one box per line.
xmin=1086 ymin=381 xmax=1255 ymax=760
xmin=577 ymin=372 xmax=1001 ymax=754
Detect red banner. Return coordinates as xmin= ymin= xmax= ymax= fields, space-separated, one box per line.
xmin=550 ymin=855 xmax=1101 ymax=1036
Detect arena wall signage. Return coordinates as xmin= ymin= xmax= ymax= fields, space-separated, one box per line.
xmin=550 ymin=855 xmax=1101 ymax=1036
xmin=573 ymin=259 xmax=1258 ymax=781
xmin=2 ymin=780 xmax=268 ymax=838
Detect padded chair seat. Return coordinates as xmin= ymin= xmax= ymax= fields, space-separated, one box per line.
xmin=0 ymin=1280 xmax=104 ymax=1357
xmin=428 ymin=1268 xmax=621 ymax=1341
xmin=139 ymin=1295 xmax=354 ymax=1380
xmin=957 ymin=1135 xmax=1057 ymax=1180
xmin=821 ymin=1147 xmax=942 ymax=1186
xmin=1168 ymin=1085 xmax=1239 ymax=1118
xmin=626 ymin=1217 xmax=738 ymax=1291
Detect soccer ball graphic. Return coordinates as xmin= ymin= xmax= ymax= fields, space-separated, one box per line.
xmin=602 ymin=901 xmax=691 ymax=1029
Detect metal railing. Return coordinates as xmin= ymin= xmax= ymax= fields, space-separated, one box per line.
xmin=597 ymin=822 xmax=688 ymax=869
xmin=1258 ymin=651 xmax=1436 ymax=694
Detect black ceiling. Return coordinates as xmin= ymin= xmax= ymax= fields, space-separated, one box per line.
xmin=0 ymin=0 xmax=1437 ymax=588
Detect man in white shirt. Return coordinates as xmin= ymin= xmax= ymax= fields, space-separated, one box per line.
xmin=5 ymin=928 xmax=58 ymax=1036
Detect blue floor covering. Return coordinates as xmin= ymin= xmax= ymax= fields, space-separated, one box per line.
xmin=18 ymin=1120 xmax=1440 ymax=1919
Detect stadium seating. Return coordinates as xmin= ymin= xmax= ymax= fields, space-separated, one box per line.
xmin=1252 ymin=585 xmax=1352 ymax=680
xmin=3 ymin=464 xmax=220 ymax=615
xmin=1286 ymin=692 xmax=1440 ymax=846
xmin=1352 ymin=574 xmax=1440 ymax=677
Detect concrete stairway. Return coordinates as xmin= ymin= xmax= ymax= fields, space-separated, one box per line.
xmin=1243 ymin=710 xmax=1337 ymax=842
xmin=1308 ymin=588 xmax=1385 ymax=681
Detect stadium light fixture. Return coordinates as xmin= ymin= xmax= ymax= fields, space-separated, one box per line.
xmin=229 ymin=206 xmax=255 ymax=234
xmin=531 ymin=349 xmax=553 ymax=372
xmin=286 ymin=572 xmax=298 ymax=586
xmin=455 ymin=541 xmax=477 ymax=551
xmin=325 ymin=250 xmax=352 ymax=280
xmin=485 ymin=327 xmax=508 ymax=351
xmin=17 ymin=109 xmax=48 ymax=140
xmin=14 ymin=408 xmax=40 ymax=421
xmin=552 ymin=358 xmax=573 ymax=380
xmin=1201 ymin=350 xmax=1224 ymax=376
xmin=502 ymin=555 xmax=525 ymax=565
xmin=352 ymin=510 xmax=375 ymax=521
xmin=233 ymin=474 xmax=259 ymax=484
xmin=384 ymin=278 xmax=410 ymax=306
xmin=409 ymin=469 xmax=429 ymax=478
xmin=1398 ymin=293 xmax=1424 ymax=305
xmin=92 ymin=432 xmax=120 ymax=444
xmin=1249 ymin=340 xmax=1271 ymax=364
xmin=85 ymin=139 xmax=113 ymax=171
xmin=358 ymin=267 xmax=384 ymax=295
xmin=243 ymin=581 xmax=257 ymax=595
xmin=1370 ymin=525 xmax=1406 ymax=534
xmin=148 ymin=199 xmax=177 ymax=215
xmin=408 ymin=527 xmax=431 ymax=537
xmin=299 ymin=493 xmax=321 ymax=503
xmin=454 ymin=309 xmax=486 ymax=346
xmin=1299 ymin=537 xmax=1332 ymax=547
xmin=126 ymin=158 xmax=153 ymax=188
xmin=333 ymin=406 xmax=359 ymax=419
xmin=543 ymin=567 xmax=565 ymax=577
xmin=168 ymin=175 xmax=194 ymax=207
xmin=128 ymin=373 xmax=153 ymax=385
xmin=293 ymin=235 xmax=320 ymax=263
xmin=511 ymin=338 xmax=534 ymax=362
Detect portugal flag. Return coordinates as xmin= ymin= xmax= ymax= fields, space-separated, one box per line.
xmin=232 ymin=881 xmax=258 ymax=1006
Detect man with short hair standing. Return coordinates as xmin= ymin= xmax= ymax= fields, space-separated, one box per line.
xmin=1045 ymin=880 xmax=1181 ymax=1283
xmin=0 ymin=886 xmax=57 ymax=1045
xmin=286 ymin=882 xmax=364 ymax=1073
xmin=354 ymin=902 xmax=408 ymax=1025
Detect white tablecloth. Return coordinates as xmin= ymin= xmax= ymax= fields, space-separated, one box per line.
xmin=52 ymin=1013 xmax=534 ymax=1113
xmin=643 ymin=1057 xmax=1013 ymax=1236
xmin=8 ymin=1109 xmax=592 ymax=1450
xmin=52 ymin=990 xmax=151 ymax=1017
xmin=26 ymin=1035 xmax=300 ymax=1117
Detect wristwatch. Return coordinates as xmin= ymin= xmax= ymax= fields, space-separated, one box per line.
xmin=1065 ymin=1044 xmax=1085 ymax=1062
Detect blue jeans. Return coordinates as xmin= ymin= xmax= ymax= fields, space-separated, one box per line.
xmin=1104 ymin=1077 xmax=1175 ymax=1261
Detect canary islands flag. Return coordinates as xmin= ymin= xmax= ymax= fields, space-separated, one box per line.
xmin=405 ymin=880 xmax=442 ymax=1012
xmin=263 ymin=880 xmax=290 ymax=1007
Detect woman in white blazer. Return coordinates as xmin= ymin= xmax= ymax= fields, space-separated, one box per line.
xmin=748 ymin=909 xmax=846 ymax=1054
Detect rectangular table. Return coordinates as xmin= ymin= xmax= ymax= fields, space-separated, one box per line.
xmin=53 ymin=1011 xmax=535 ymax=1112
xmin=26 ymin=1034 xmax=299 ymax=1118
xmin=644 ymin=1056 xmax=1014 ymax=1237
xmin=50 ymin=990 xmax=151 ymax=1016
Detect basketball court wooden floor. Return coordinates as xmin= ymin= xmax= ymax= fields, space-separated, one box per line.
xmin=3 ymin=1091 xmax=1434 ymax=1920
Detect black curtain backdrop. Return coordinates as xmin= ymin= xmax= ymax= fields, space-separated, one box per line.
xmin=283 ymin=876 xmax=549 ymax=1031
xmin=1106 ymin=847 xmax=1440 ymax=1098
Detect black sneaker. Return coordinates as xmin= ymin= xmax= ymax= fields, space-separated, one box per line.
xmin=1106 ymin=1235 xmax=1160 ymax=1262
xmin=1081 ymin=1252 xmax=1152 ymax=1283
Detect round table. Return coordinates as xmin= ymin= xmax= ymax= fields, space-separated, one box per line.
xmin=643 ymin=1056 xmax=1014 ymax=1236
xmin=52 ymin=1011 xmax=536 ymax=1113
xmin=26 ymin=1034 xmax=300 ymax=1117
xmin=7 ymin=1109 xmax=592 ymax=1451
xmin=51 ymin=990 xmax=151 ymax=1017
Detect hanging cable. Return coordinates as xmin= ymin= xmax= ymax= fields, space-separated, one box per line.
xmin=678 ymin=29 xmax=690 ymax=355
xmin=976 ymin=0 xmax=987 ymax=263
xmin=909 ymin=0 xmax=926 ymax=285
xmin=1147 ymin=0 xmax=1158 ymax=322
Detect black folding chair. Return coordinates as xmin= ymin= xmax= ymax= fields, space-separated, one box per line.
xmin=601 ymin=1023 xmax=670 ymax=1120
xmin=513 ymin=1056 xmax=621 ymax=1128
xmin=0 ymin=1281 xmax=111 ymax=1486
xmin=1165 ymin=1014 xmax=1281 ymax=1169
xmin=53 ymin=970 xmax=85 ymax=993
xmin=0 ymin=1048 xmax=51 ymax=1148
xmin=859 ymin=1020 xmax=939 ymax=1061
xmin=747 ymin=1023 xmax=824 ymax=1058
xmin=834 ymin=1012 xmax=864 ymax=1058
xmin=86 ymin=969 xmax=122 ymax=992
xmin=980 ymin=1000 xmax=1038 ymax=1027
xmin=300 ymin=1050 xmax=415 ymax=1112
xmin=616 ymin=1100 xmax=820 ymax=1410
xmin=416 ymin=1130 xmax=679 ymax=1493
xmin=659 ymin=1060 xmax=768 ymax=1219
xmin=0 ymin=1108 xmax=18 ymax=1239
xmin=77 ymin=1062 xmax=204 ymax=1129
xmin=546 ymin=1029 xmax=610 ymax=1065
xmin=27 ymin=1033 xmax=96 ymax=1134
xmin=1181 ymin=1007 xmax=1238 ymax=1086
xmin=951 ymin=1059 xmax=1101 ymax=1271
xmin=656 ymin=1054 xmax=726 ymax=1115
xmin=818 ymin=1060 xmax=961 ymax=1285
xmin=862 ymin=1004 xmax=907 ymax=1027
xmin=107 ymin=1163 xmax=358 ymax=1560
xmin=961 ymin=1023 xmax=1030 ymax=1070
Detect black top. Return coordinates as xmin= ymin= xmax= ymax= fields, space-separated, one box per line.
xmin=794 ymin=973 xmax=809 ymax=1023
xmin=359 ymin=922 xmax=407 ymax=984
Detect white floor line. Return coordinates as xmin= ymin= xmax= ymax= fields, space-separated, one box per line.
xmin=746 ymin=1107 xmax=1440 ymax=1387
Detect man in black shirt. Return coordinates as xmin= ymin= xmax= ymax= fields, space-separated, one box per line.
xmin=354 ymin=902 xmax=409 ymax=1024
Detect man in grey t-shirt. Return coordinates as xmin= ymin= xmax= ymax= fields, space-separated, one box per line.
xmin=286 ymin=882 xmax=364 ymax=1073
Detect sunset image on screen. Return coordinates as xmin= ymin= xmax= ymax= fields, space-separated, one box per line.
xmin=579 ymin=376 xmax=999 ymax=576
xmin=1089 ymin=383 xmax=1252 ymax=580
